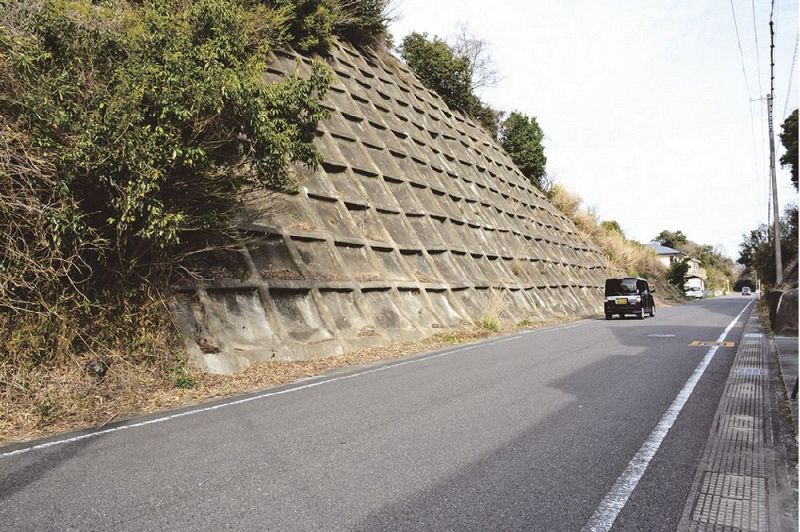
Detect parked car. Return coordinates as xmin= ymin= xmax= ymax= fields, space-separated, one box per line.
xmin=604 ymin=277 xmax=655 ymax=320
xmin=742 ymin=287 xmax=752 ymax=296
xmin=684 ymin=286 xmax=704 ymax=299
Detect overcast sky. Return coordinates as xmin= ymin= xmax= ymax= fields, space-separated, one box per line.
xmin=388 ymin=0 xmax=798 ymax=259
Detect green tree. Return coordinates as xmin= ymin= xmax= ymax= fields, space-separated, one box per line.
xmin=780 ymin=109 xmax=798 ymax=189
xmin=655 ymin=230 xmax=689 ymax=250
xmin=738 ymin=225 xmax=774 ymax=283
xmin=601 ymin=220 xmax=625 ymax=236
xmin=399 ymin=31 xmax=500 ymax=134
xmin=499 ymin=112 xmax=548 ymax=190
xmin=667 ymin=259 xmax=690 ymax=288
xmin=737 ymin=205 xmax=798 ymax=286
xmin=400 ymin=32 xmax=474 ymax=112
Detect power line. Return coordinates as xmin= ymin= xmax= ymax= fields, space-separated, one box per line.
xmin=730 ymin=0 xmax=753 ymax=98
xmin=752 ymin=0 xmax=764 ymax=97
xmin=784 ymin=34 xmax=798 ymax=117
xmin=748 ymin=100 xmax=763 ymax=208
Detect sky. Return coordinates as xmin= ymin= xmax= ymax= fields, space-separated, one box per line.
xmin=388 ymin=0 xmax=799 ymax=260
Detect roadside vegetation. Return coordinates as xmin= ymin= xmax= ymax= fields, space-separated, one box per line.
xmin=0 ymin=0 xmax=391 ymax=441
xmin=397 ymin=30 xmax=549 ymax=192
xmin=737 ymin=109 xmax=798 ymax=292
xmin=548 ymin=184 xmax=710 ymax=303
xmin=399 ymin=31 xmax=503 ymax=135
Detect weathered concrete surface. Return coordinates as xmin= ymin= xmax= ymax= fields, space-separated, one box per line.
xmin=172 ymin=41 xmax=611 ymax=373
xmin=766 ymin=289 xmax=798 ymax=336
xmin=774 ymin=289 xmax=798 ymax=336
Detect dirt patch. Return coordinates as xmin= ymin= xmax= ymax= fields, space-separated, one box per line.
xmin=260 ymin=269 xmax=305 ymax=280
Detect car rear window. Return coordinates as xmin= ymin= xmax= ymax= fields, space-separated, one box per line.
xmin=605 ymin=278 xmax=638 ymax=296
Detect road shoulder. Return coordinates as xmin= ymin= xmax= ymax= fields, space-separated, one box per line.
xmin=678 ymin=308 xmax=798 ymax=531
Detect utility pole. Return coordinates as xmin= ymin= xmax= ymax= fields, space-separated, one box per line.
xmin=768 ymin=18 xmax=784 ymax=285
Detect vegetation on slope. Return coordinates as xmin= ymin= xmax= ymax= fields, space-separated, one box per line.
xmin=0 ymin=0 xmax=392 ymax=439
xmin=547 ymin=185 xmax=686 ymax=302
xmin=399 ymin=31 xmax=503 ymax=136
xmin=499 ymin=112 xmax=549 ymax=190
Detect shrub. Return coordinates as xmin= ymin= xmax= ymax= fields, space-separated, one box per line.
xmin=278 ymin=0 xmax=393 ymax=54
xmin=400 ymin=32 xmax=474 ymax=111
xmin=500 ymin=112 xmax=548 ymax=190
xmin=1 ymin=0 xmax=332 ymax=298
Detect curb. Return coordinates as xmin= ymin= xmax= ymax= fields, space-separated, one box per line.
xmin=677 ymin=307 xmax=797 ymax=531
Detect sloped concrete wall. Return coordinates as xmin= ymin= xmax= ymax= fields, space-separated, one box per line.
xmin=172 ymin=40 xmax=611 ymax=374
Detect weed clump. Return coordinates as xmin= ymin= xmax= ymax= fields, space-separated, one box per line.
xmin=478 ymin=289 xmax=506 ymax=332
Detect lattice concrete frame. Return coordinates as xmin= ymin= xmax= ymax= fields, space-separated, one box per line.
xmin=172 ymin=40 xmax=611 ymax=374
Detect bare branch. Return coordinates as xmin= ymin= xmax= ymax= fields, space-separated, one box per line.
xmin=449 ymin=23 xmax=500 ymax=92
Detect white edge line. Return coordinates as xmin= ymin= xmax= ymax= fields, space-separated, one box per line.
xmin=0 ymin=327 xmax=547 ymax=459
xmin=581 ymin=300 xmax=753 ymax=532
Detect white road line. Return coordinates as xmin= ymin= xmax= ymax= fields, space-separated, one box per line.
xmin=519 ymin=320 xmax=590 ymax=335
xmin=0 ymin=323 xmax=570 ymax=460
xmin=582 ymin=300 xmax=753 ymax=532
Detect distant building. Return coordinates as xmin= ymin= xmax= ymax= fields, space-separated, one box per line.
xmin=647 ymin=242 xmax=707 ymax=291
xmin=647 ymin=242 xmax=684 ymax=268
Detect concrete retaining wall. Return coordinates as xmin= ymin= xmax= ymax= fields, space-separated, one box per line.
xmin=767 ymin=289 xmax=798 ymax=336
xmin=172 ymin=41 xmax=612 ymax=374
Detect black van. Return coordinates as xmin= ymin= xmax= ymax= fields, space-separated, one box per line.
xmin=604 ymin=277 xmax=655 ymax=320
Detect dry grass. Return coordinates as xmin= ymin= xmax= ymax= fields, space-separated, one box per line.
xmin=479 ymin=288 xmax=506 ymax=331
xmin=548 ymin=184 xmax=582 ymax=219
xmin=0 ymin=289 xmax=184 ymax=443
xmin=1 ymin=313 xmax=580 ymax=445
xmin=548 ymin=184 xmax=688 ymax=304
xmin=549 ymin=184 xmax=664 ymax=279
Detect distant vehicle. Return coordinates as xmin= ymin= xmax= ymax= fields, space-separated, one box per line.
xmin=742 ymin=287 xmax=752 ymax=296
xmin=684 ymin=286 xmax=704 ymax=299
xmin=604 ymin=277 xmax=655 ymax=320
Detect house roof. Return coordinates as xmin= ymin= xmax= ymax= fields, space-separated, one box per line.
xmin=647 ymin=242 xmax=683 ymax=256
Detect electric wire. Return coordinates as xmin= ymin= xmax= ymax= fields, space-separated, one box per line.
xmin=730 ymin=0 xmax=754 ymax=98
xmin=783 ymin=34 xmax=798 ymax=117
xmin=732 ymin=0 xmax=769 ymax=221
xmin=752 ymin=0 xmax=764 ymax=97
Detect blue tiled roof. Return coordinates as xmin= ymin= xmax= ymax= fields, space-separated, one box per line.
xmin=647 ymin=242 xmax=683 ymax=255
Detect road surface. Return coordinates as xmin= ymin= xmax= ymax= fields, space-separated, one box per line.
xmin=0 ymin=296 xmax=753 ymax=531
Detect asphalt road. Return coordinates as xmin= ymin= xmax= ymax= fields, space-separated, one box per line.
xmin=0 ymin=296 xmax=754 ymax=531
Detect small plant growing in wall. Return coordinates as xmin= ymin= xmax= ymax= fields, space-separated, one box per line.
xmin=479 ymin=289 xmax=506 ymax=331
